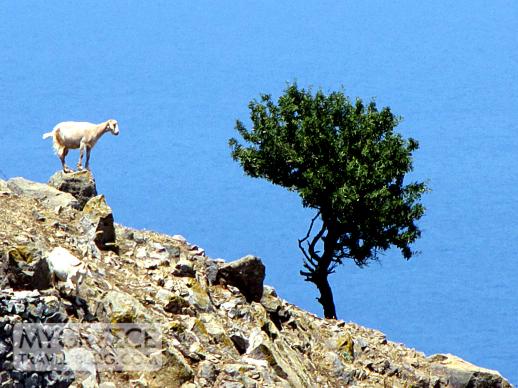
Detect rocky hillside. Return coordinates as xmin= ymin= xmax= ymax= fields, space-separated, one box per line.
xmin=0 ymin=172 xmax=512 ymax=387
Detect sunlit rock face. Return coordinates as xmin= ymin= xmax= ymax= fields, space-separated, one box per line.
xmin=0 ymin=174 xmax=512 ymax=388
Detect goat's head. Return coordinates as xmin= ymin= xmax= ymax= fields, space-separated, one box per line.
xmin=106 ymin=119 xmax=119 ymax=136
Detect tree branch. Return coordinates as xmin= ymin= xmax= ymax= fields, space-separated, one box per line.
xmin=299 ymin=270 xmax=313 ymax=281
xmin=298 ymin=211 xmax=322 ymax=266
xmin=298 ymin=211 xmax=321 ymax=247
xmin=308 ymin=222 xmax=326 ymax=261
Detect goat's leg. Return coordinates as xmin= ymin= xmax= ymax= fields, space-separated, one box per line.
xmin=59 ymin=148 xmax=73 ymax=173
xmin=85 ymin=147 xmax=92 ymax=170
xmin=77 ymin=143 xmax=86 ymax=170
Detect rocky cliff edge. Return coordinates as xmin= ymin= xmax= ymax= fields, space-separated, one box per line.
xmin=0 ymin=172 xmax=512 ymax=387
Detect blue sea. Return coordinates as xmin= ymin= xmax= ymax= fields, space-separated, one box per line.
xmin=1 ymin=1 xmax=517 ymax=383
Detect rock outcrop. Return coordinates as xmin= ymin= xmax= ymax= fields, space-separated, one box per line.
xmin=216 ymin=255 xmax=266 ymax=302
xmin=48 ymin=170 xmax=98 ymax=210
xmin=0 ymin=176 xmax=512 ymax=388
xmin=0 ymin=289 xmax=75 ymax=387
xmin=6 ymin=177 xmax=80 ymax=210
xmin=79 ymin=195 xmax=117 ymax=252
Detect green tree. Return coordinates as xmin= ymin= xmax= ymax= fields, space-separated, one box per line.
xmin=229 ymin=83 xmax=427 ymax=319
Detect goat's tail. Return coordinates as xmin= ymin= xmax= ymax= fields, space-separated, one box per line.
xmin=42 ymin=131 xmax=53 ymax=140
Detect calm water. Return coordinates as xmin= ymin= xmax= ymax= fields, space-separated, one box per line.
xmin=1 ymin=1 xmax=517 ymax=383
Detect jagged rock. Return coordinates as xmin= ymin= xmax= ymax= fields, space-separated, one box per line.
xmin=31 ymin=255 xmax=53 ymax=290
xmin=263 ymin=285 xmax=277 ymax=298
xmin=143 ymin=242 xmax=173 ymax=266
xmin=80 ymin=195 xmax=116 ymax=251
xmin=145 ymin=347 xmax=194 ymax=387
xmin=0 ymin=176 xmax=513 ymax=388
xmin=323 ymin=351 xmax=354 ymax=381
xmin=197 ymin=314 xmax=227 ymax=343
xmin=48 ymin=170 xmax=98 ymax=210
xmin=2 ymin=246 xmax=53 ymax=290
xmin=102 ymin=290 xmax=149 ymax=323
xmin=0 ymin=250 xmax=9 ymax=289
xmin=229 ymin=331 xmax=249 ymax=355
xmin=213 ymin=363 xmax=262 ymax=388
xmin=0 ymin=289 xmax=74 ymax=387
xmin=261 ymin=292 xmax=290 ymax=330
xmin=157 ymin=289 xmax=191 ymax=314
xmin=196 ymin=360 xmax=219 ymax=384
xmin=246 ymin=329 xmax=289 ymax=380
xmin=428 ymin=354 xmax=512 ymax=388
xmin=216 ymin=255 xmax=265 ymax=302
xmin=183 ymin=278 xmax=212 ymax=312
xmin=353 ymin=337 xmax=369 ymax=355
xmin=172 ymin=259 xmax=196 ymax=278
xmin=6 ymin=177 xmax=80 ymax=210
xmin=205 ymin=260 xmax=219 ymax=286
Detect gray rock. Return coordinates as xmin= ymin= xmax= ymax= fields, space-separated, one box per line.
xmin=30 ymin=256 xmax=53 ymax=290
xmin=7 ymin=177 xmax=80 ymax=210
xmin=260 ymin=294 xmax=281 ymax=314
xmin=157 ymin=289 xmax=191 ymax=314
xmin=428 ymin=354 xmax=512 ymax=388
xmin=2 ymin=247 xmax=53 ymax=290
xmin=152 ymin=347 xmax=194 ymax=387
xmin=48 ymin=170 xmax=98 ymax=210
xmin=132 ymin=232 xmax=148 ymax=244
xmin=167 ymin=246 xmax=181 ymax=258
xmin=101 ymin=290 xmax=149 ymax=323
xmin=205 ymin=260 xmax=219 ymax=286
xmin=197 ymin=360 xmax=219 ymax=383
xmin=229 ymin=331 xmax=249 ymax=355
xmin=79 ymin=195 xmax=116 ymax=252
xmin=172 ymin=259 xmax=195 ymax=278
xmin=0 ymin=290 xmax=74 ymax=387
xmin=216 ymin=255 xmax=265 ymax=303
xmin=0 ymin=251 xmax=9 ymax=289
xmin=263 ymin=285 xmax=277 ymax=298
xmin=353 ymin=337 xmax=369 ymax=355
xmin=246 ymin=330 xmax=288 ymax=380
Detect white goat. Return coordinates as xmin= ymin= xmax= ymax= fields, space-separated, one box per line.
xmin=46 ymin=247 xmax=90 ymax=294
xmin=42 ymin=119 xmax=119 ymax=172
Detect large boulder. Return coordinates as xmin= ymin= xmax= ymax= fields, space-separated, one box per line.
xmin=428 ymin=354 xmax=512 ymax=388
xmin=216 ymin=255 xmax=265 ymax=302
xmin=102 ymin=290 xmax=149 ymax=323
xmin=1 ymin=246 xmax=53 ymax=290
xmin=6 ymin=177 xmax=80 ymax=210
xmin=79 ymin=195 xmax=117 ymax=252
xmin=48 ymin=170 xmax=97 ymax=210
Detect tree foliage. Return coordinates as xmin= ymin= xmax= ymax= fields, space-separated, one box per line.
xmin=229 ymin=83 xmax=427 ymax=319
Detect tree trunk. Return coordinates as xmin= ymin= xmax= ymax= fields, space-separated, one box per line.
xmin=313 ymin=274 xmax=337 ymax=319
